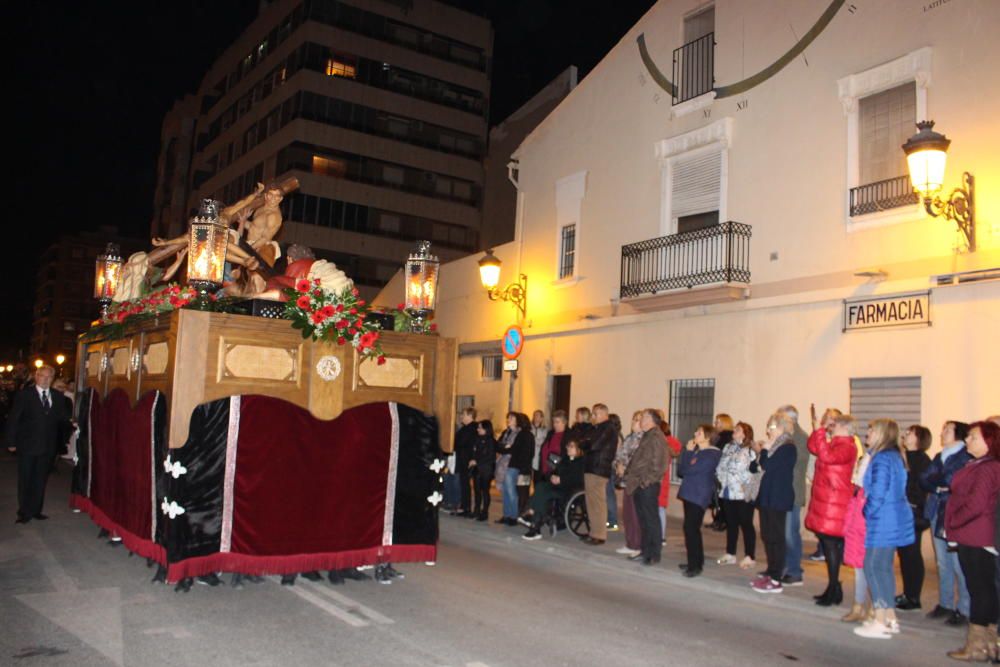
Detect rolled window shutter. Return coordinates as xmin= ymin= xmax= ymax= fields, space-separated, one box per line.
xmin=849 ymin=376 xmax=921 ymax=427
xmin=671 ymin=149 xmax=721 ymax=220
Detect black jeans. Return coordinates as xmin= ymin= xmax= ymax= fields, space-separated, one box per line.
xmin=759 ymin=508 xmax=787 ymax=581
xmin=472 ymin=470 xmax=492 ymax=516
xmin=896 ymin=525 xmax=927 ymax=601
xmin=458 ymin=466 xmax=472 ymax=513
xmin=958 ymin=545 xmax=999 ymax=626
xmin=721 ymin=498 xmax=756 ymax=559
xmin=634 ymin=483 xmax=662 ymax=562
xmin=682 ymin=500 xmax=707 ymax=570
xmin=817 ymin=533 xmax=845 ymax=589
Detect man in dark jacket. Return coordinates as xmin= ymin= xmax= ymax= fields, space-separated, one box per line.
xmin=6 ymin=366 xmax=72 ymax=523
xmin=453 ymin=407 xmax=479 ymax=517
xmin=581 ymin=404 xmax=617 ymax=545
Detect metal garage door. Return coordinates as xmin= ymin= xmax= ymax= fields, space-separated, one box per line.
xmin=849 ymin=376 xmax=922 ymax=429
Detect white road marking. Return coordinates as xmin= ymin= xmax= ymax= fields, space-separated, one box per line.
xmin=283 ymin=583 xmax=370 ymax=628
xmin=298 ymin=580 xmax=394 ymax=625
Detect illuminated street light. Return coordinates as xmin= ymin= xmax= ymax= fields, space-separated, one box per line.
xmin=33 ymin=359 xmax=43 ymax=369
xmin=478 ymin=249 xmax=527 ymax=319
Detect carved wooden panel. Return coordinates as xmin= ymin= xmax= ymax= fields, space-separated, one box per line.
xmin=220 ymin=340 xmax=299 ymax=383
xmin=356 ymin=355 xmax=422 ymax=392
xmin=86 ymin=350 xmax=103 ymax=378
xmin=110 ymin=346 xmax=131 ymax=377
xmin=143 ymin=341 xmax=170 ymax=375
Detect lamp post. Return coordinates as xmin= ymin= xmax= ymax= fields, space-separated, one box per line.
xmin=93 ymin=243 xmax=123 ymax=318
xmin=55 ymin=354 xmax=66 ymax=377
xmin=902 ymin=120 xmax=975 ymax=252
xmin=33 ymin=359 xmax=43 ymax=370
xmin=477 ymin=249 xmax=527 ymax=319
xmin=186 ymin=199 xmax=229 ymax=310
xmin=404 ymin=241 xmax=440 ymax=333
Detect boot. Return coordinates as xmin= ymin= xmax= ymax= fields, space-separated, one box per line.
xmin=813 ymin=583 xmax=832 ymax=601
xmin=947 ymin=624 xmax=990 ymax=662
xmin=841 ymin=603 xmax=865 ymax=623
xmin=817 ymin=582 xmax=843 ymax=607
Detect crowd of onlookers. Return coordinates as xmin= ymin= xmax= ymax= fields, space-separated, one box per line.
xmin=445 ymin=405 xmax=1000 ymax=660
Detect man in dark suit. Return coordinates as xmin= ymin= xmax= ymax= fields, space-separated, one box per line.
xmin=6 ymin=365 xmax=71 ymax=523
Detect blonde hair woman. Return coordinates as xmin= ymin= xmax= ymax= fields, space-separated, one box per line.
xmin=854 ymin=419 xmax=913 ymax=639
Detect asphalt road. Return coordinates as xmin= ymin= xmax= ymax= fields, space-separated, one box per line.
xmin=0 ymin=458 xmax=959 ymax=666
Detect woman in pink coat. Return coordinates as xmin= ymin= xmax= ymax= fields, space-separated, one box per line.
xmin=805 ymin=413 xmax=859 ymax=607
xmin=842 ymin=436 xmax=872 ymax=623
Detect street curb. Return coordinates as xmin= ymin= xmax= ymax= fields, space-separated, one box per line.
xmin=439 ymin=520 xmax=959 ymax=639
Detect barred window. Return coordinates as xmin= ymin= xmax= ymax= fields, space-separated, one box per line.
xmin=481 ymin=355 xmax=502 ymax=381
xmin=559 ymin=224 xmax=576 ymax=279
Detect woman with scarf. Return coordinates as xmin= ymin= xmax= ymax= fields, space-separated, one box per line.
xmin=750 ymin=412 xmax=798 ymax=594
xmin=715 ymin=421 xmax=758 ymax=569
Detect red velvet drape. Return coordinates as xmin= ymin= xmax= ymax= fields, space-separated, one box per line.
xmin=229 ymin=397 xmax=391 ymax=556
xmin=74 ymin=389 xmax=162 ymax=562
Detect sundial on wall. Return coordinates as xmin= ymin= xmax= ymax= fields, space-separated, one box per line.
xmin=636 ymin=0 xmax=850 ymax=104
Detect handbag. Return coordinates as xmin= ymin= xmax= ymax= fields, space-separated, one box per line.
xmin=743 ymin=470 xmax=763 ymax=502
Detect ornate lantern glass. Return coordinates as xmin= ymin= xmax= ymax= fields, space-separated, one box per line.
xmin=187 ymin=199 xmax=229 ymax=304
xmin=903 ymin=120 xmax=950 ymax=198
xmin=478 ymin=249 xmax=502 ymax=290
xmin=93 ymin=243 xmax=123 ymax=302
xmin=404 ymin=241 xmax=440 ymax=332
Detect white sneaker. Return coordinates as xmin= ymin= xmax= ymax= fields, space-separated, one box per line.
xmin=616 ymin=547 xmax=641 ymax=556
xmin=853 ymin=621 xmax=893 ymax=639
xmin=717 ymin=554 xmax=737 ymax=565
xmin=739 ymin=556 xmax=756 ymax=570
xmin=885 ymin=619 xmax=900 ymax=635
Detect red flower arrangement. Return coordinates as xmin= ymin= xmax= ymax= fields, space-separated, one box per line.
xmin=284 ymin=280 xmax=386 ymax=364
xmin=100 ymin=283 xmax=202 ymax=325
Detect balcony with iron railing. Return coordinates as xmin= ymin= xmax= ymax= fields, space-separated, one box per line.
xmin=673 ymin=32 xmax=715 ymax=105
xmin=849 ymin=175 xmax=919 ymax=217
xmin=620 ymin=221 xmax=751 ymax=311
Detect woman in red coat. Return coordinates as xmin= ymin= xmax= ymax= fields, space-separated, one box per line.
xmin=805 ymin=413 xmax=859 ymax=607
xmin=944 ymin=421 xmax=1000 ymax=661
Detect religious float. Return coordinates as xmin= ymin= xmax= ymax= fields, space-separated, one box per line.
xmin=71 ymin=182 xmax=454 ymax=584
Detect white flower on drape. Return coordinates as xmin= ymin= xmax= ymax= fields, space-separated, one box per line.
xmin=429 ymin=459 xmax=446 ymax=473
xmin=427 ymin=491 xmax=443 ymax=506
xmin=160 ymin=498 xmax=186 ymax=519
xmin=163 ymin=456 xmax=188 ymax=479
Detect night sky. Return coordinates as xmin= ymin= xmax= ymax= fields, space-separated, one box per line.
xmin=6 ymin=0 xmax=656 ymax=359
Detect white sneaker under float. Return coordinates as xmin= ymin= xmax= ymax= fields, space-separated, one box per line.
xmin=716 ymin=554 xmax=737 ymax=565
xmin=853 ymin=620 xmax=894 ymax=639
xmin=615 ymin=547 xmax=640 ymax=556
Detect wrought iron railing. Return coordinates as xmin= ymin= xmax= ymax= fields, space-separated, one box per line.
xmin=672 ymin=33 xmax=715 ymax=104
xmin=849 ymin=175 xmax=919 ymax=216
xmin=620 ymin=221 xmax=752 ymax=299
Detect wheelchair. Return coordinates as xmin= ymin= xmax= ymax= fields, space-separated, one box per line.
xmin=537 ymin=488 xmax=589 ymax=538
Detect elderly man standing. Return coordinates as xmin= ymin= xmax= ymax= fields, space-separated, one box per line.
xmin=6 ymin=366 xmax=71 ymax=524
xmin=581 ymin=404 xmax=618 ymax=545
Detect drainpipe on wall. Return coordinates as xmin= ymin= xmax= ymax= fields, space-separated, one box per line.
xmin=506 ymin=159 xmax=522 ymax=414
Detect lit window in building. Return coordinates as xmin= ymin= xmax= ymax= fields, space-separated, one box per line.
xmin=312 ymin=155 xmax=347 ymax=178
xmin=326 ymin=58 xmax=356 ymax=78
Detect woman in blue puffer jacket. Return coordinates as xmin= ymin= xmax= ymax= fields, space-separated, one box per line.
xmin=854 ymin=418 xmax=915 ymax=639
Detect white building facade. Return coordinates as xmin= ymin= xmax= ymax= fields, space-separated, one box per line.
xmin=376 ymin=0 xmax=1000 ymax=454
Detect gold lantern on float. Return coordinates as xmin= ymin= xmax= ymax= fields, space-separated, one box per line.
xmin=93 ymin=242 xmax=123 ymax=316
xmin=186 ymin=199 xmax=229 ymax=309
xmin=404 ymin=241 xmax=440 ymax=332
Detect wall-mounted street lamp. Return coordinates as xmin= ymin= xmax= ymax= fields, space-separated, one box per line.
xmin=902 ymin=120 xmax=975 ymax=252
xmin=187 ymin=199 xmax=229 ymax=309
xmin=478 ymin=249 xmax=527 ymax=319
xmin=404 ymin=240 xmax=440 ymax=332
xmin=93 ymin=242 xmax=123 ymax=317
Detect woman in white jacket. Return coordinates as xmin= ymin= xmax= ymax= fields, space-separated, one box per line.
xmin=715 ymin=421 xmax=758 ymax=569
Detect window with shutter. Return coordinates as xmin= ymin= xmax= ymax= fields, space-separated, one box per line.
xmin=859 ymin=82 xmax=916 ymax=186
xmin=849 ymin=376 xmax=921 ymax=428
xmin=671 ymin=149 xmax=721 ymax=233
